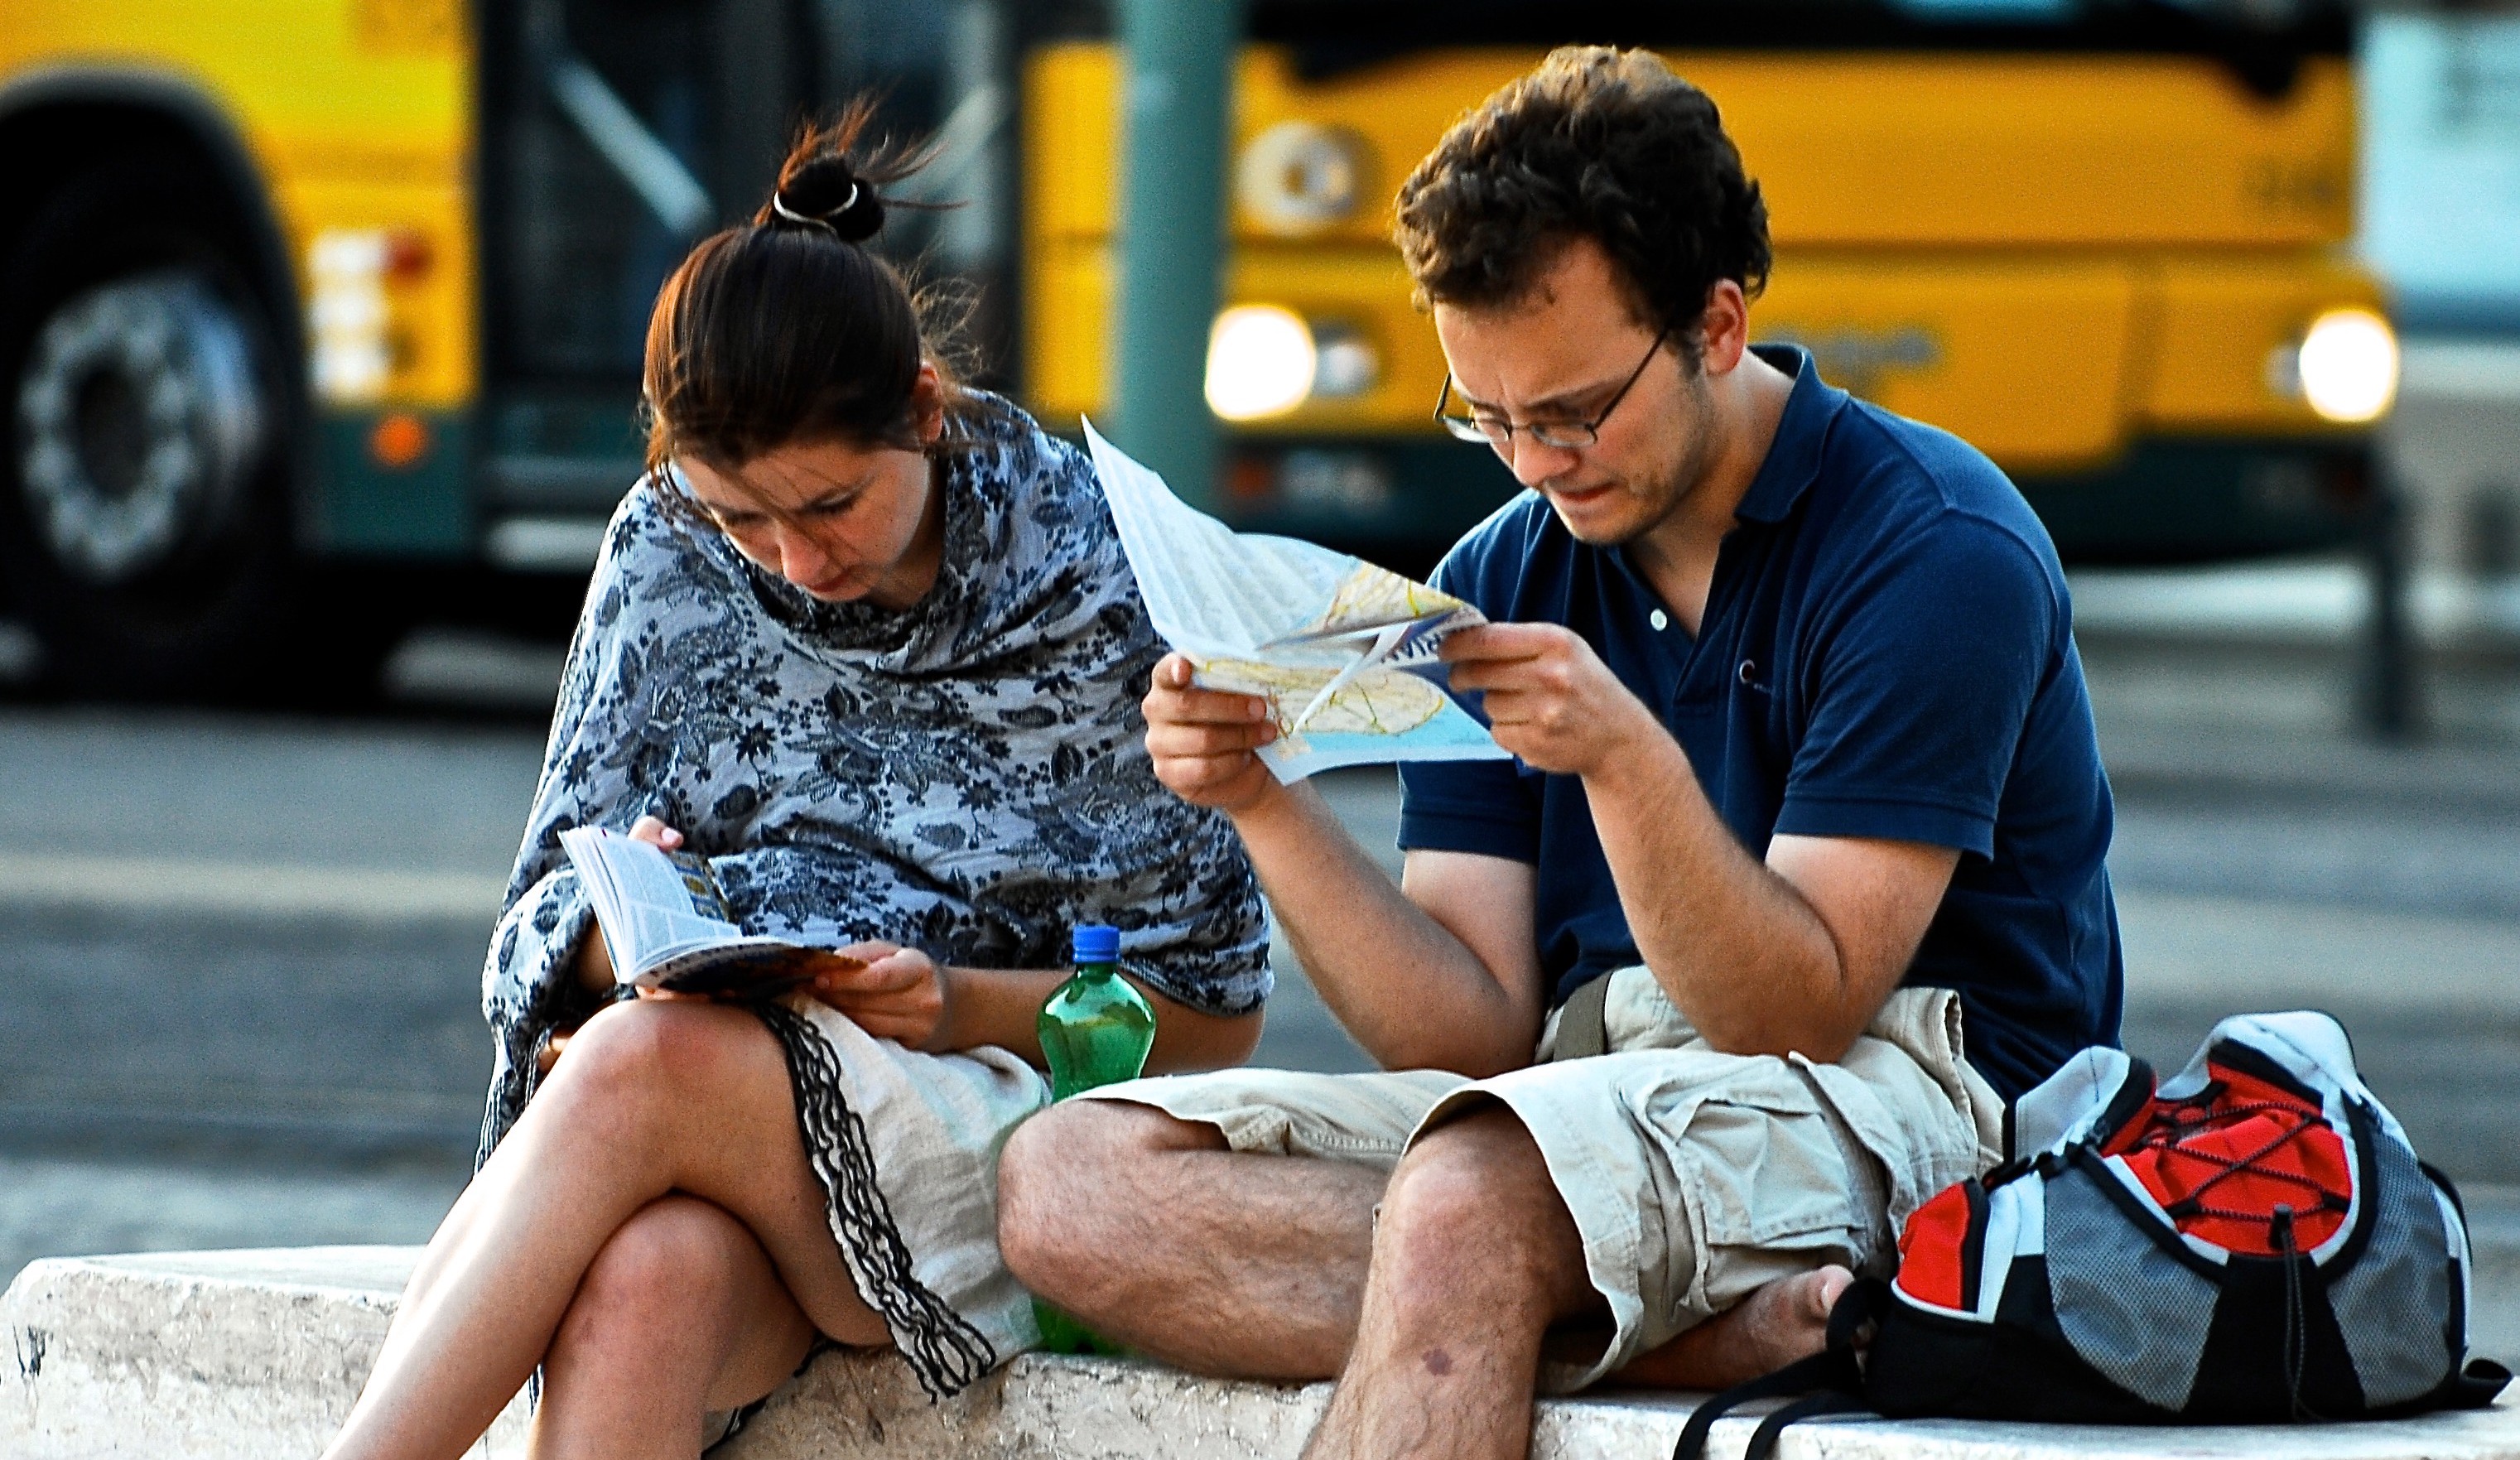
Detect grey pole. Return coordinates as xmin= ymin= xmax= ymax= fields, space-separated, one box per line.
xmin=2358 ymin=465 xmax=2421 ymax=740
xmin=1111 ymin=0 xmax=1241 ymax=508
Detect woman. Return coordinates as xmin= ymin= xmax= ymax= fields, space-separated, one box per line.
xmin=322 ymin=110 xmax=1269 ymax=1460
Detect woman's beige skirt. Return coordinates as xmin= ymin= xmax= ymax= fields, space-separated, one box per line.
xmin=752 ymin=996 xmax=1049 ymax=1399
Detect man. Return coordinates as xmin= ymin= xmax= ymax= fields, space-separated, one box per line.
xmin=998 ymin=46 xmax=2120 ymax=1459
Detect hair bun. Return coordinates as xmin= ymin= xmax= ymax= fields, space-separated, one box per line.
xmin=769 ymin=154 xmax=885 ymax=243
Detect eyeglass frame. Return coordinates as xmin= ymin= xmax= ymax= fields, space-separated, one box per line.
xmin=1432 ymin=325 xmax=1672 ymax=452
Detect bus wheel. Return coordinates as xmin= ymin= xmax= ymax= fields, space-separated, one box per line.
xmin=0 ymin=158 xmax=342 ymax=701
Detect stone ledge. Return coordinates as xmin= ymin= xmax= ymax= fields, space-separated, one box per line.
xmin=7 ymin=1248 xmax=2519 ymax=1459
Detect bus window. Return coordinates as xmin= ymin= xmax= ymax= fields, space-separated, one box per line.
xmin=488 ymin=0 xmax=721 ymax=381
xmin=477 ymin=0 xmax=802 ymax=512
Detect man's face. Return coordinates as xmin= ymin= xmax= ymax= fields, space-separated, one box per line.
xmin=1432 ymin=238 xmax=1710 ymax=548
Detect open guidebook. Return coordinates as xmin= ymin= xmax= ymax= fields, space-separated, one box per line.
xmin=1086 ymin=422 xmax=1512 ymax=782
xmin=559 ymin=826 xmax=861 ymax=995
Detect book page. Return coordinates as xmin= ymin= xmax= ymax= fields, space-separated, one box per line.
xmin=1087 ymin=423 xmax=1513 ymax=782
xmin=643 ymin=938 xmax=837 ymax=995
xmin=559 ymin=826 xmax=746 ymax=982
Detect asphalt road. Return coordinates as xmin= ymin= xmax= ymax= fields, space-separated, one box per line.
xmin=2 ymin=624 xmax=2518 ymax=1292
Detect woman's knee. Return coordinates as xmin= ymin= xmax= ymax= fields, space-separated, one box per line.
xmin=552 ymin=1197 xmax=755 ymax=1356
xmin=550 ymin=997 xmax=765 ymax=1111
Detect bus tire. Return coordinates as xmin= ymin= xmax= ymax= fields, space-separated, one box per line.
xmin=0 ymin=151 xmax=376 ymax=701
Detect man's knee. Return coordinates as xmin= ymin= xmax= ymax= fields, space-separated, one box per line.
xmin=554 ymin=1197 xmax=750 ymax=1354
xmin=1376 ymin=1106 xmax=1579 ymax=1300
xmin=997 ymin=1099 xmax=1222 ymax=1291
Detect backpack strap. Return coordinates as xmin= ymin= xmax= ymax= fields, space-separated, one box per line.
xmin=2447 ymin=1358 xmax=2513 ymax=1410
xmin=1670 ymin=1279 xmax=1881 ymax=1460
xmin=1745 ymin=1391 xmax=1873 ymax=1460
xmin=1550 ymin=971 xmax=1614 ymax=1062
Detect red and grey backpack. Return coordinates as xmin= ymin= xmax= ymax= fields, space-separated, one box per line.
xmin=1678 ymin=1011 xmax=2508 ymax=1460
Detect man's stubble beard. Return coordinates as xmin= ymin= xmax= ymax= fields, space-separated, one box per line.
xmin=1589 ymin=364 xmax=1717 ymax=551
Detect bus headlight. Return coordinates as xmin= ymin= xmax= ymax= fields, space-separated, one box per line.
xmin=1206 ymin=304 xmax=1316 ymax=421
xmin=1309 ymin=321 xmax=1380 ymax=400
xmin=2295 ymin=309 xmax=2399 ymax=424
xmin=1236 ymin=122 xmax=1370 ymax=237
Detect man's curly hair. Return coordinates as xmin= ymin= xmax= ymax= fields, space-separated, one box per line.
xmin=1394 ymin=46 xmax=1771 ymax=371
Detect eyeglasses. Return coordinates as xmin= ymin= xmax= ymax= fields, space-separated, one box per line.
xmin=1433 ymin=327 xmax=1670 ymax=451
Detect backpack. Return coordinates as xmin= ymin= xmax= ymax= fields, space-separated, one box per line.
xmin=1676 ymin=1011 xmax=2508 ymax=1460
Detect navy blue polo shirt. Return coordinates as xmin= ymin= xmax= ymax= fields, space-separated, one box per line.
xmin=1399 ymin=347 xmax=2121 ymax=1101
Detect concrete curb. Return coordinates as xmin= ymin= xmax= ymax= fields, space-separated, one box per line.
xmin=0 ymin=1248 xmax=524 ymax=1459
xmin=10 ymin=1247 xmax=2520 ymax=1458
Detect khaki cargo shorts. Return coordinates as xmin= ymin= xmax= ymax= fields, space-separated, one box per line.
xmin=1082 ymin=970 xmax=2004 ymax=1390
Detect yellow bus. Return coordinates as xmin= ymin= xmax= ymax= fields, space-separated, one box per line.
xmin=0 ymin=0 xmax=833 ymax=695
xmin=0 ymin=0 xmax=2395 ymax=695
xmin=1030 ymin=1 xmax=2397 ymax=575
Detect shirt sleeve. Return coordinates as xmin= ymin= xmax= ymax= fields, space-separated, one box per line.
xmin=1397 ymin=759 xmax=1540 ymax=862
xmin=1776 ymin=514 xmax=2057 ymax=859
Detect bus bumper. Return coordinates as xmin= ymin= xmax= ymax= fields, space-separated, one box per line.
xmin=2016 ymin=436 xmax=2371 ymax=566
xmin=310 ymin=407 xmax=474 ymax=558
xmin=1217 ymin=434 xmax=2373 ymax=572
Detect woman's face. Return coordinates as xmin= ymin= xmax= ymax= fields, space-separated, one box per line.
xmin=680 ymin=368 xmax=947 ymax=611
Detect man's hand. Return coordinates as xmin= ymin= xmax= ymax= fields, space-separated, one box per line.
xmin=1441 ymin=623 xmax=1660 ymax=778
xmin=809 ymin=941 xmax=954 ymax=1050
xmin=1142 ymin=653 xmax=1280 ymax=814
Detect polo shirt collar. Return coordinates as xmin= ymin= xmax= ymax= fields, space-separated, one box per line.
xmin=1732 ymin=345 xmax=1845 ymax=526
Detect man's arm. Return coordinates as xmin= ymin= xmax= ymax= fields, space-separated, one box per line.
xmin=1446 ymin=624 xmax=1956 ymax=1062
xmin=1144 ymin=655 xmax=1547 ymax=1075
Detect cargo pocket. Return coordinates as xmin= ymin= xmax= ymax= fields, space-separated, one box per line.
xmin=1641 ymin=1058 xmax=1867 ymax=1318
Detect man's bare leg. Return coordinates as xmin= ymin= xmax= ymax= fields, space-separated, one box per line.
xmin=1301 ymin=1108 xmax=1591 ymax=1460
xmin=1303 ymin=1107 xmax=1857 ymax=1460
xmin=1612 ymin=1265 xmax=1853 ymax=1390
xmin=1001 ymin=1097 xmax=1854 ymax=1453
xmin=997 ymin=1100 xmax=1387 ymax=1379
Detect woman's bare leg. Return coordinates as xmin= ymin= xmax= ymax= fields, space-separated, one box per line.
xmin=530 ymin=1195 xmax=819 ymax=1460
xmin=322 ymin=999 xmax=888 ymax=1460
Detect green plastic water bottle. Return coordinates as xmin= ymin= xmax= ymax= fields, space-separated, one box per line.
xmin=1037 ymin=923 xmax=1156 ymax=1100
xmin=1031 ymin=923 xmax=1155 ymax=1354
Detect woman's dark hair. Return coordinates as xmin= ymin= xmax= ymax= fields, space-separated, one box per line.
xmin=1391 ymin=46 xmax=1771 ymax=371
xmin=641 ymin=98 xmax=984 ymax=483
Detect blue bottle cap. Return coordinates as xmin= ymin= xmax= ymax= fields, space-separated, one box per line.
xmin=1072 ymin=924 xmax=1120 ymax=963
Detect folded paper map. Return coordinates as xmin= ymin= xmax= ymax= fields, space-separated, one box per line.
xmin=1086 ymin=422 xmax=1511 ymax=781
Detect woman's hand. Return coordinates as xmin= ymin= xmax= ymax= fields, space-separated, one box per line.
xmin=809 ymin=942 xmax=955 ymax=1051
xmin=627 ymin=815 xmax=684 ymax=850
xmin=1142 ymin=653 xmax=1280 ymax=816
xmin=571 ymin=816 xmax=690 ymax=995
